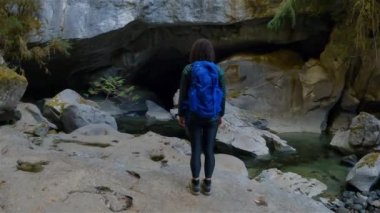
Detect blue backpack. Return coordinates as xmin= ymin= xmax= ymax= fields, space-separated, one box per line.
xmin=188 ymin=61 xmax=223 ymax=118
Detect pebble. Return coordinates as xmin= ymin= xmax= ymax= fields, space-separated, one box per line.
xmin=336 ymin=207 xmax=350 ymax=213
xmin=343 ymin=191 xmax=355 ymax=198
xmin=369 ymin=191 xmax=379 ymax=200
xmin=369 ymin=200 xmax=380 ymax=208
xmin=354 ymin=196 xmax=368 ymax=208
xmin=339 ymin=190 xmax=380 ymax=212
xmin=353 ymin=204 xmax=364 ymax=211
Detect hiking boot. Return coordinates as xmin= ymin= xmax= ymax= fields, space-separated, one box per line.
xmin=201 ymin=179 xmax=211 ymax=196
xmin=189 ymin=179 xmax=200 ymax=195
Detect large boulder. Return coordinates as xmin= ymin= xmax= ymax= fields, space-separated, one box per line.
xmin=349 ymin=112 xmax=380 ymax=147
xmin=217 ymin=102 xmax=295 ymax=157
xmin=145 ymin=100 xmax=173 ymax=123
xmin=43 ymin=89 xmax=99 ymax=125
xmin=255 ymin=168 xmax=327 ymax=198
xmin=0 ymin=67 xmax=28 ymax=112
xmin=346 ymin=152 xmax=380 ymax=192
xmin=43 ymin=89 xmax=117 ymax=132
xmin=330 ymin=130 xmax=354 ymax=154
xmin=219 ymin=52 xmax=338 ymax=133
xmin=330 ymin=112 xmax=380 ymax=155
xmin=61 ymin=104 xmax=117 ymax=133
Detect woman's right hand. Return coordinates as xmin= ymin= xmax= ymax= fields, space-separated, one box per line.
xmin=178 ymin=116 xmax=186 ymax=128
xmin=218 ymin=117 xmax=223 ymax=126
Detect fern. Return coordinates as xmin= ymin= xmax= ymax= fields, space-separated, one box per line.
xmin=267 ymin=0 xmax=340 ymax=31
xmin=267 ymin=0 xmax=297 ymax=31
xmin=351 ymin=0 xmax=380 ymax=54
xmin=268 ymin=0 xmax=380 ymax=56
xmin=88 ymin=76 xmax=126 ymax=99
xmin=87 ymin=76 xmax=141 ymax=102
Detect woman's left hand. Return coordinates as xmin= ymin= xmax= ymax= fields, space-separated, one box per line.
xmin=178 ymin=116 xmax=186 ymax=128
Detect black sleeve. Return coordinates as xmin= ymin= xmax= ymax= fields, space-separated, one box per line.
xmin=219 ymin=66 xmax=226 ymax=117
xmin=178 ymin=65 xmax=191 ymax=117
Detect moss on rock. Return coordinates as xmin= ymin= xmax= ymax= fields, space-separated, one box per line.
xmin=0 ymin=67 xmax=28 ymax=111
xmin=357 ymin=152 xmax=380 ymax=168
xmin=0 ymin=67 xmax=27 ymax=83
xmin=45 ymin=96 xmax=67 ymax=113
xmin=16 ymin=160 xmax=49 ymax=173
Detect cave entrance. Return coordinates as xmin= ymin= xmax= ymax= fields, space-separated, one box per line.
xmin=134 ymin=35 xmax=330 ymax=110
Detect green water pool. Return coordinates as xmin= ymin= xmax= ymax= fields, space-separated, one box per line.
xmin=244 ymin=132 xmax=350 ymax=197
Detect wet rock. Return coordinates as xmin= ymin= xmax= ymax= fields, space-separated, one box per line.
xmin=145 ymin=100 xmax=173 ymax=123
xmin=341 ymin=155 xmax=358 ymax=167
xmin=330 ymin=112 xmax=380 ymax=155
xmin=216 ymin=103 xmax=295 ymax=156
xmin=346 ymin=153 xmax=380 ymax=192
xmin=319 ymin=197 xmax=343 ymax=211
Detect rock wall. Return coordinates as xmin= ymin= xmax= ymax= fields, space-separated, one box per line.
xmin=35 ymin=0 xmax=283 ymax=41
xmin=28 ymin=0 xmax=331 ymax=107
xmin=220 ymin=51 xmax=337 ymax=132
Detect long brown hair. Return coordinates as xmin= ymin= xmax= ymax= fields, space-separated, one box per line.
xmin=189 ymin=38 xmax=215 ymax=63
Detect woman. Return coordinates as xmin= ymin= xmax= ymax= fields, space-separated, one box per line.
xmin=178 ymin=38 xmax=226 ymax=196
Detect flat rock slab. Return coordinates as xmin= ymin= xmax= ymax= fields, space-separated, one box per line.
xmin=0 ymin=126 xmax=330 ymax=213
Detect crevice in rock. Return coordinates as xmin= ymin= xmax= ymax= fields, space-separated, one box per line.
xmin=324 ymin=56 xmax=362 ymax=133
xmin=65 ymin=186 xmax=133 ymax=212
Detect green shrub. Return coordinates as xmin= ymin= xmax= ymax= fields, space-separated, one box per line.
xmin=87 ymin=76 xmax=141 ymax=101
xmin=268 ymin=0 xmax=380 ymax=54
xmin=0 ymin=0 xmax=70 ymax=68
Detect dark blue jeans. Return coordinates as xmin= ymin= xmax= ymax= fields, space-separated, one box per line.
xmin=187 ymin=116 xmax=219 ymax=179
